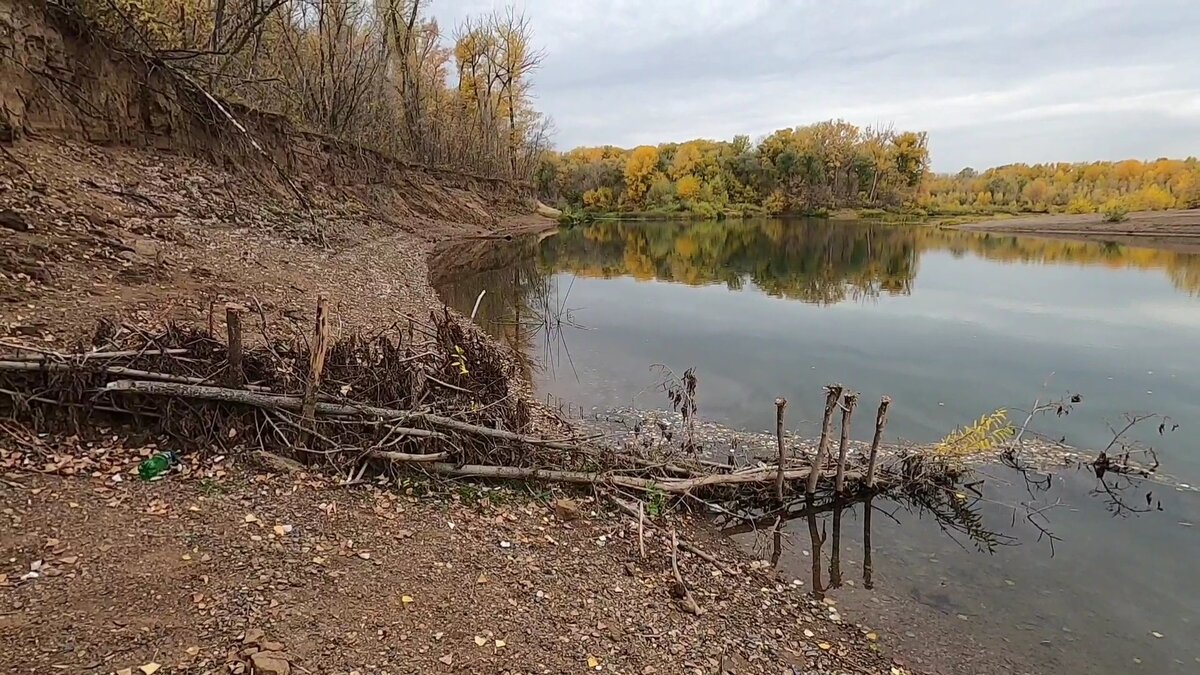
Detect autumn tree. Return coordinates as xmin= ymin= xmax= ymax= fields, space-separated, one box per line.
xmin=68 ymin=0 xmax=552 ymax=181
xmin=623 ymin=146 xmax=660 ymax=207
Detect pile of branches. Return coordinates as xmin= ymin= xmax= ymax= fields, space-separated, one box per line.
xmin=0 ymin=304 xmax=987 ymax=515
xmin=0 ymin=306 xmax=557 ymax=469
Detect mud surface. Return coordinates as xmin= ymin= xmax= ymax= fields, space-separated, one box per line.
xmin=961 ymin=210 xmax=1200 ymax=252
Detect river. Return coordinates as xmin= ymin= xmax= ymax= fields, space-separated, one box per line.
xmin=433 ymin=218 xmax=1200 ymax=675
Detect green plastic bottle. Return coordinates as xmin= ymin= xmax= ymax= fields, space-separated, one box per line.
xmin=138 ymin=452 xmax=178 ymax=481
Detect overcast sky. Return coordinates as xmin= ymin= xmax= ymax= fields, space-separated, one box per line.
xmin=433 ymin=0 xmax=1200 ymax=171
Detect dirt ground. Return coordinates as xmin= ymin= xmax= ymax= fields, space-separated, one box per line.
xmin=960 ymin=209 xmax=1200 ymax=253
xmin=0 ymin=135 xmax=909 ymax=673
xmin=0 ymin=138 xmax=553 ymax=345
xmin=0 ymin=450 xmax=899 ymax=675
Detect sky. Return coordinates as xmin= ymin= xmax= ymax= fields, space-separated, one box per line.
xmin=433 ymin=0 xmax=1200 ymax=172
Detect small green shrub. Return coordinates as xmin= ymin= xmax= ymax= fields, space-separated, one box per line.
xmin=1102 ymin=202 xmax=1130 ymax=223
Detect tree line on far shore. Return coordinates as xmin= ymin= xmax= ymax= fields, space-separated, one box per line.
xmin=536 ymin=121 xmax=930 ymax=217
xmin=923 ymin=159 xmax=1200 ymax=216
xmin=536 ymin=122 xmax=1200 ymax=218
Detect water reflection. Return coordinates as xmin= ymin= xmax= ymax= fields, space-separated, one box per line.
xmin=436 ymin=220 xmax=1200 ymax=357
xmin=546 ymin=219 xmax=1200 ymax=301
xmin=433 ymin=219 xmax=1200 ymax=675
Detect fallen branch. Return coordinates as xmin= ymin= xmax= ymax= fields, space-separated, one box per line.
xmin=0 ymin=361 xmax=273 ymax=392
xmin=370 ymin=450 xmax=450 ymax=463
xmin=669 ymin=528 xmax=703 ymax=615
xmin=0 ymin=348 xmax=190 ymax=362
xmin=103 ymin=378 xmax=603 ymax=450
xmin=608 ymin=494 xmax=738 ymax=576
xmin=411 ymin=459 xmax=850 ymax=495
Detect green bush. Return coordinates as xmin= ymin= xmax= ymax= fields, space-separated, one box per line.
xmin=689 ymin=201 xmax=719 ymax=219
xmin=1102 ymin=202 xmax=1130 ymax=223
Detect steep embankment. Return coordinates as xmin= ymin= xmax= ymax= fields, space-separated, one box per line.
xmin=0 ymin=0 xmax=545 ymax=341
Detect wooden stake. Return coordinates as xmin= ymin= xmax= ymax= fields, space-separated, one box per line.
xmin=637 ymin=501 xmax=646 ymax=559
xmin=300 ymin=296 xmax=330 ymax=447
xmin=834 ymin=392 xmax=858 ymax=493
xmin=830 ymin=502 xmax=843 ymax=588
xmin=225 ymin=304 xmax=243 ymax=385
xmin=863 ymin=495 xmax=875 ymax=589
xmin=774 ymin=397 xmax=787 ymax=505
xmin=770 ymin=515 xmax=784 ymax=567
xmin=807 ymin=384 xmax=844 ymax=496
xmin=806 ymin=495 xmax=826 ymax=601
xmin=670 ymin=528 xmax=702 ymax=615
xmin=866 ymin=396 xmax=891 ymax=488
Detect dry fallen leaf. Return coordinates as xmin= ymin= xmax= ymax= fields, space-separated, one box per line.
xmin=866 ymin=632 xmax=878 ymax=641
xmin=139 ymin=663 xmax=161 ymax=675
xmin=494 ymin=639 xmax=506 ymax=649
xmin=587 ymin=655 xmax=600 ymax=669
xmin=474 ymin=636 xmax=487 ymax=647
xmin=401 ymin=595 xmax=414 ymax=604
xmin=817 ymin=642 xmax=832 ymax=651
xmin=243 ymin=514 xmax=259 ymax=524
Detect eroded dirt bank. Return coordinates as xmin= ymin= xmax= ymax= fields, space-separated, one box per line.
xmin=960 ymin=210 xmax=1200 ymax=253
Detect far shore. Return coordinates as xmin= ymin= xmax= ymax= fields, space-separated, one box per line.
xmin=958 ymin=208 xmax=1200 ymax=253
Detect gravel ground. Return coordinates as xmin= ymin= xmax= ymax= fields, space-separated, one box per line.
xmin=0 ymin=448 xmax=905 ymax=675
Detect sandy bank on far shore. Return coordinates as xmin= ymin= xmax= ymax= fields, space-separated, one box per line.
xmin=959 ymin=209 xmax=1200 ymax=253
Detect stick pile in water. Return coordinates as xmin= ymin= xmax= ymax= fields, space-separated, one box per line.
xmin=0 ymin=298 xmax=972 ymax=509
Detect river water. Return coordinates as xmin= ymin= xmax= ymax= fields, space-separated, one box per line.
xmin=434 ymin=219 xmax=1200 ymax=674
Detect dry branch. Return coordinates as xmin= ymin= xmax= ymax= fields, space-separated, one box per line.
xmin=807 ymin=384 xmax=844 ymax=496
xmin=608 ymin=494 xmax=737 ymax=576
xmin=411 ymin=460 xmax=850 ymax=495
xmin=835 ymin=392 xmax=858 ymax=493
xmin=0 ymin=348 xmax=190 ymax=362
xmin=103 ymin=379 xmax=594 ymax=451
xmin=225 ymin=304 xmax=243 ymax=384
xmin=301 ymin=296 xmax=330 ymax=446
xmin=0 ymin=361 xmax=272 ymax=392
xmin=774 ymin=397 xmax=787 ymax=505
xmin=370 ymin=450 xmax=449 ymax=462
xmin=866 ymin=396 xmax=891 ymax=488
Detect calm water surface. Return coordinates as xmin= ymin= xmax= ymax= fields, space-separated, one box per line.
xmin=434 ymin=219 xmax=1200 ymax=675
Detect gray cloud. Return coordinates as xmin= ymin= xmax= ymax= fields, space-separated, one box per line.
xmin=434 ymin=0 xmax=1200 ymax=170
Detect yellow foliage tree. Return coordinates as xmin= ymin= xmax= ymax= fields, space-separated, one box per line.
xmin=676 ymin=175 xmax=701 ymax=201
xmin=623 ymin=146 xmax=660 ymax=207
xmin=582 ymin=187 xmax=614 ymax=209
